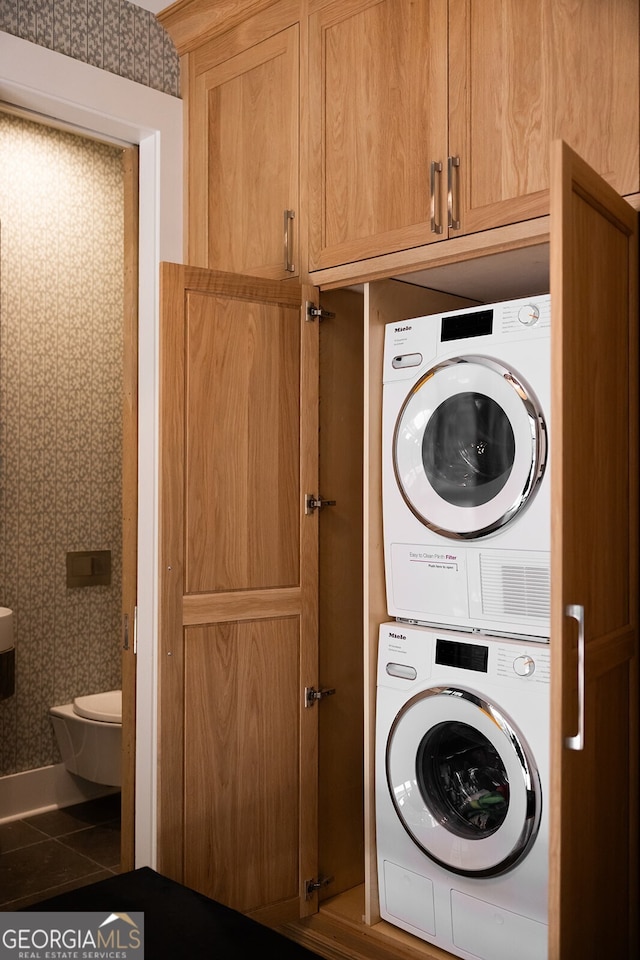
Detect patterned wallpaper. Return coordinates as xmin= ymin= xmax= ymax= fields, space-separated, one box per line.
xmin=0 ymin=0 xmax=180 ymax=97
xmin=0 ymin=112 xmax=123 ymax=776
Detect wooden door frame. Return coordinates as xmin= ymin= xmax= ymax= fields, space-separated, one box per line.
xmin=0 ymin=34 xmax=184 ymax=869
xmin=0 ymin=104 xmax=138 ymax=865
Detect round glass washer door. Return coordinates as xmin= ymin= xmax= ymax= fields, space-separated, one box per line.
xmin=393 ymin=356 xmax=547 ymax=538
xmin=386 ymin=686 xmax=542 ymax=877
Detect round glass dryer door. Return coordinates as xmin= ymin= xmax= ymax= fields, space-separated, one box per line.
xmin=386 ymin=686 xmax=542 ymax=877
xmin=393 ymin=356 xmax=547 ymax=538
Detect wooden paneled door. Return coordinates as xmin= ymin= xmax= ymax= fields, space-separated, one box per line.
xmin=308 ymin=0 xmax=448 ymax=269
xmin=157 ymin=266 xmax=320 ymax=924
xmin=187 ymin=21 xmax=299 ymax=279
xmin=549 ymin=141 xmax=638 ymax=957
xmin=449 ymin=0 xmax=639 ymax=235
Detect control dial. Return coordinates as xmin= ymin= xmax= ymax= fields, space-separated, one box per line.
xmin=513 ymin=655 xmax=536 ymax=678
xmin=517 ymin=303 xmax=540 ymax=326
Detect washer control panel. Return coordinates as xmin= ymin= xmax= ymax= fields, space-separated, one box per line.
xmin=378 ymin=622 xmax=552 ymax=689
xmin=496 ymin=645 xmax=550 ymax=684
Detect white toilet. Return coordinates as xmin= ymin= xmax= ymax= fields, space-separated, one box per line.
xmin=50 ymin=690 xmax=122 ymax=786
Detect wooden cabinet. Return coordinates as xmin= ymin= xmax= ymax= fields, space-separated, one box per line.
xmin=307 ymin=0 xmax=449 ymax=270
xmin=300 ymin=144 xmax=639 ymax=957
xmin=156 ymin=146 xmax=639 ymax=959
xmin=309 ymin=0 xmax=639 ymax=269
xmin=158 ymin=0 xmax=639 ymax=956
xmin=449 ymin=0 xmax=640 ymax=235
xmin=184 ymin=2 xmax=300 ymax=278
xmin=165 ymin=0 xmax=639 ymax=275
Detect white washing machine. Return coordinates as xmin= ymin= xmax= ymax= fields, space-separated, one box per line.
xmin=382 ymin=295 xmax=551 ymax=640
xmin=376 ymin=622 xmax=550 ymax=960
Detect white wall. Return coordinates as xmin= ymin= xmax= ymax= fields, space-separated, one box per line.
xmin=0 ymin=30 xmax=183 ymax=867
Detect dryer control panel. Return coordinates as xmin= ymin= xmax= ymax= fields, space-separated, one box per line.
xmin=383 ymin=294 xmax=551 ymax=384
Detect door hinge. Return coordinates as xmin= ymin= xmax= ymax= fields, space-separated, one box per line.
xmin=305 ymin=875 xmax=334 ymax=899
xmin=305 ymin=686 xmax=336 ymax=708
xmin=306 ymin=301 xmax=336 ymax=322
xmin=305 ymin=494 xmax=337 ymax=514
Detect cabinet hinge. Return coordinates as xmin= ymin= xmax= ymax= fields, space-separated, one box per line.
xmin=306 ymin=301 xmax=336 ymax=322
xmin=305 ymin=875 xmax=334 ymax=899
xmin=305 ymin=686 xmax=336 ymax=708
xmin=305 ymin=494 xmax=337 ymax=514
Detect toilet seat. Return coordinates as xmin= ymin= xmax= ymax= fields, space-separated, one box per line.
xmin=73 ymin=689 xmax=122 ymax=723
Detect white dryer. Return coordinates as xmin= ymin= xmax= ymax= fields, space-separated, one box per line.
xmin=376 ymin=621 xmax=549 ymax=960
xmin=382 ymin=295 xmax=551 ymax=640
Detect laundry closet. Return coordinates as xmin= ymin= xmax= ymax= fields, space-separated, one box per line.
xmin=155 ymin=2 xmax=639 ymax=959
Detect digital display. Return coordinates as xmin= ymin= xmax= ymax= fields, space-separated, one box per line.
xmin=441 ymin=308 xmax=494 ymax=342
xmin=435 ymin=638 xmax=488 ymax=673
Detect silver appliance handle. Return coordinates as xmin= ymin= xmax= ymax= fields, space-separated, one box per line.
xmin=565 ymin=604 xmax=585 ymax=751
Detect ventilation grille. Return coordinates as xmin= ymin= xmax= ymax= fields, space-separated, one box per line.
xmin=481 ymin=555 xmax=550 ymax=621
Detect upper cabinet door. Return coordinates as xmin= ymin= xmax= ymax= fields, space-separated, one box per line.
xmin=549 ymin=141 xmax=638 ymax=956
xmin=308 ymin=0 xmax=449 ymax=270
xmin=449 ymin=0 xmax=640 ymax=235
xmin=187 ymin=22 xmax=300 ymax=278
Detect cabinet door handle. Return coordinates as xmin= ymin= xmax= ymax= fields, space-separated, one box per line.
xmin=430 ymin=160 xmax=443 ymax=234
xmin=565 ymin=603 xmax=585 ymax=752
xmin=284 ymin=209 xmax=295 ymax=273
xmin=447 ymin=155 xmax=461 ymax=230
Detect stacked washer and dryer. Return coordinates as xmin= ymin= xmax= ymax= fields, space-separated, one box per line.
xmin=376 ymin=296 xmax=552 ymax=960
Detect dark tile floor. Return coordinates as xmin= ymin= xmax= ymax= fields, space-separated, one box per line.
xmin=0 ymin=793 xmax=121 ymax=910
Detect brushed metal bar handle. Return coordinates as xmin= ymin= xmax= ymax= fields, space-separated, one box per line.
xmin=133 ymin=603 xmax=138 ymax=655
xmin=430 ymin=160 xmax=443 ymax=234
xmin=565 ymin=604 xmax=585 ymax=751
xmin=447 ymin=155 xmax=461 ymax=230
xmin=284 ymin=209 xmax=295 ymax=273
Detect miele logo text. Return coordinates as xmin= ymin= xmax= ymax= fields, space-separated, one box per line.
xmin=394 ymin=325 xmax=411 ymax=333
xmin=389 ymin=632 xmax=406 ymax=640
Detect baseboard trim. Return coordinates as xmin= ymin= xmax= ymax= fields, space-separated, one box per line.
xmin=0 ymin=763 xmax=118 ymax=823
